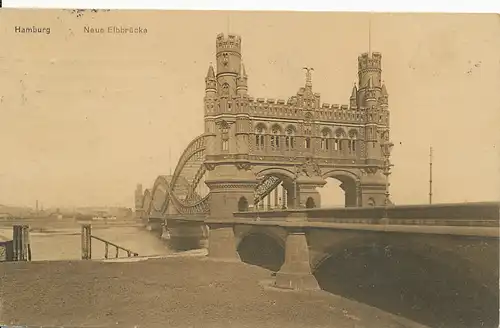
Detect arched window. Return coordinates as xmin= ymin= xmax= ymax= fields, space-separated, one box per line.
xmin=221 ymin=83 xmax=229 ymax=96
xmin=221 ymin=122 xmax=229 ymax=151
xmin=255 ymin=125 xmax=265 ymax=150
xmin=348 ymin=130 xmax=358 ymax=154
xmin=285 ymin=126 xmax=295 ymax=150
xmin=321 ymin=129 xmax=331 ymax=151
xmin=334 ymin=128 xmax=346 ymax=152
xmin=304 ymin=137 xmax=311 ymax=149
xmin=270 ymin=125 xmax=281 ymax=150
xmin=304 ymin=127 xmax=312 ymax=149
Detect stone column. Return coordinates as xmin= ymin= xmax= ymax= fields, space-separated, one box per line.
xmin=206 ymin=222 xmax=240 ymax=261
xmin=275 ymin=227 xmax=319 ymax=291
xmin=296 ymin=176 xmax=326 ymax=209
xmin=204 ymin=163 xmax=258 ymax=261
xmin=359 ymin=169 xmax=387 ymax=206
xmin=282 ymin=184 xmax=287 ymax=209
xmin=273 ymin=185 xmax=280 ymax=208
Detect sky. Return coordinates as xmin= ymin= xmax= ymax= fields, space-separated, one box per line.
xmin=0 ymin=10 xmax=498 ymax=208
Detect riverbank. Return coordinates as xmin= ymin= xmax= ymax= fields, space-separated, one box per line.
xmin=0 ymin=226 xmax=170 ymax=261
xmin=0 ymin=256 xmax=428 ymax=328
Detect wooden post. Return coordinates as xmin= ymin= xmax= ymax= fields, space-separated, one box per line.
xmin=22 ymin=225 xmax=31 ymax=261
xmin=12 ymin=225 xmax=30 ymax=261
xmin=81 ymin=224 xmax=92 ymax=260
xmin=12 ymin=225 xmax=19 ymax=260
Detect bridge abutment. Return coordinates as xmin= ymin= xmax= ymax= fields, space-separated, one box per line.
xmin=275 ymin=228 xmax=319 ymax=291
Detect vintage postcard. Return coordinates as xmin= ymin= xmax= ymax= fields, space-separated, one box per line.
xmin=0 ymin=8 xmax=498 ymax=328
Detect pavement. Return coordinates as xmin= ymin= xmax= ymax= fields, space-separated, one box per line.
xmin=0 ymin=254 xmax=429 ymax=328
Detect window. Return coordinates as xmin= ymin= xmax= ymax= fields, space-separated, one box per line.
xmin=255 ymin=125 xmax=265 ymax=150
xmin=348 ymin=130 xmax=358 ymax=154
xmin=321 ymin=129 xmax=331 ymax=151
xmin=334 ymin=139 xmax=340 ymax=151
xmin=222 ymin=83 xmax=229 ymax=96
xmin=285 ymin=127 xmax=295 ymax=150
xmin=221 ymin=123 xmax=229 ymax=151
xmin=305 ymin=137 xmax=311 ymax=149
xmin=271 ymin=127 xmax=281 ymax=150
xmin=335 ymin=129 xmax=346 ymax=152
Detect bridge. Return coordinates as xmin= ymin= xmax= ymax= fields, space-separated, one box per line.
xmin=137 ymin=32 xmax=394 ymax=244
xmin=135 ymin=32 xmax=500 ymax=328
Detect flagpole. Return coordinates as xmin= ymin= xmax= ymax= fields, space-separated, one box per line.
xmin=429 ymin=146 xmax=433 ymax=204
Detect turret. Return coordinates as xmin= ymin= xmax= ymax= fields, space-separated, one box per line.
xmin=216 ymin=33 xmax=242 ymax=98
xmin=134 ymin=184 xmax=143 ymax=212
xmin=236 ymin=62 xmax=248 ymax=96
xmin=380 ymin=83 xmax=388 ymax=107
xmin=204 ymin=63 xmax=217 ymax=117
xmin=350 ymin=83 xmax=358 ymax=109
xmin=205 ymin=63 xmax=216 ymax=97
xmin=357 ymin=52 xmax=382 ymax=108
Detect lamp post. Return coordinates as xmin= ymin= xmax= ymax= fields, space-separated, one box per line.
xmin=380 ymin=141 xmax=394 ymax=215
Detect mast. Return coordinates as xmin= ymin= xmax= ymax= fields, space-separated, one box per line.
xmin=429 ymin=146 xmax=433 ymax=204
xmin=368 ymin=13 xmax=372 ymax=56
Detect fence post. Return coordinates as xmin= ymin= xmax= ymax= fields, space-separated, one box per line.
xmin=12 ymin=225 xmax=19 ymax=260
xmin=81 ymin=224 xmax=92 ymax=260
xmin=23 ymin=225 xmax=31 ymax=261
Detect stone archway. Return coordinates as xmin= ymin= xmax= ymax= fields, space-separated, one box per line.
xmin=254 ymin=168 xmax=298 ymax=209
xmin=320 ymin=170 xmax=360 ymax=207
xmin=312 ymin=232 xmax=499 ymax=328
xmin=236 ymin=228 xmax=286 ymax=272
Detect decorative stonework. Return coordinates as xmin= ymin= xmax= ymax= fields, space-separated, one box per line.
xmin=139 ymin=32 xmax=392 ymax=219
xmin=205 ymin=163 xmax=216 ymax=171
xmin=296 ymin=157 xmax=322 ymax=177
xmin=363 ymin=167 xmax=378 ymax=175
xmin=207 ymin=183 xmax=258 ymax=190
xmin=235 ymin=162 xmax=252 ymax=171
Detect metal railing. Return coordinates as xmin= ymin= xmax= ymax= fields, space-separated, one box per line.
xmin=81 ymin=224 xmax=138 ymax=260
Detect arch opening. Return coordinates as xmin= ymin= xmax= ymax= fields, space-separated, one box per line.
xmin=305 ymin=197 xmax=316 ymax=208
xmin=255 ymin=170 xmax=297 ymax=210
xmin=313 ymin=241 xmax=499 ymax=328
xmin=319 ymin=173 xmax=358 ymax=208
xmin=238 ymin=196 xmax=249 ymax=212
xmin=237 ymin=233 xmax=285 ymax=272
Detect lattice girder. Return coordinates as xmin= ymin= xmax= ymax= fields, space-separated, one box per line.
xmin=143 ymin=134 xmax=210 ymax=217
xmin=254 ymin=175 xmax=282 ymax=204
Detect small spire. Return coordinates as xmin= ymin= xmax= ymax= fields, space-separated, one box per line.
xmin=206 ymin=63 xmax=215 ymax=79
xmin=381 ymin=83 xmax=388 ymax=96
xmin=350 ymin=83 xmax=357 ymax=99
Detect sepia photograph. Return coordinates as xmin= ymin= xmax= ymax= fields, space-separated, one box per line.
xmin=0 ymin=7 xmax=499 ymax=328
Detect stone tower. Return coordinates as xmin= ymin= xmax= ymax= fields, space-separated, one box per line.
xmin=134 ymin=183 xmax=143 ymax=219
xmin=203 ymin=33 xmax=257 ymax=260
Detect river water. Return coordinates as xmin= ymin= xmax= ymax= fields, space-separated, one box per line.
xmin=0 ymin=226 xmax=171 ymax=261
